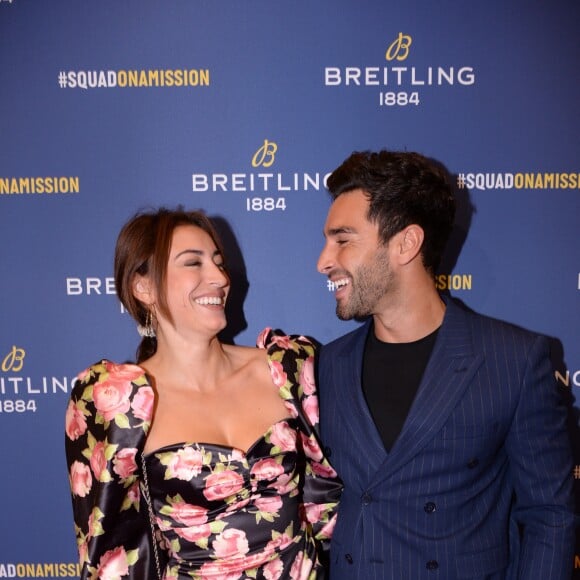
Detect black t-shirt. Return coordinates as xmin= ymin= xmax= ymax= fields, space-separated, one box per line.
xmin=362 ymin=324 xmax=439 ymax=452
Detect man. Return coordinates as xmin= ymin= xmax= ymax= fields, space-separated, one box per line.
xmin=316 ymin=150 xmax=575 ymax=579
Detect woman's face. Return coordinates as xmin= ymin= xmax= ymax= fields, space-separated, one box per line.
xmin=161 ymin=224 xmax=230 ymax=338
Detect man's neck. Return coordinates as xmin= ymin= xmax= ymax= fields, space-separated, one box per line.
xmin=372 ymin=291 xmax=446 ymax=344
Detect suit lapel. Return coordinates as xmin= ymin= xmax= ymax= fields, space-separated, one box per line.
xmin=371 ymin=298 xmax=484 ymax=483
xmin=334 ymin=320 xmax=388 ymax=465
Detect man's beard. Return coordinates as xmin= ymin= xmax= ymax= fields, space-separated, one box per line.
xmin=336 ymin=249 xmax=393 ymax=320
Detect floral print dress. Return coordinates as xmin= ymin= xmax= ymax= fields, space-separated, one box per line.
xmin=65 ymin=330 xmax=342 ymax=579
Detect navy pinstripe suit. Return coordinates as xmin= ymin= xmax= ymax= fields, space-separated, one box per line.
xmin=318 ymin=297 xmax=575 ymax=579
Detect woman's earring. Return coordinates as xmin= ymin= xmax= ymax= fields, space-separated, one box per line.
xmin=137 ymin=309 xmax=156 ymax=338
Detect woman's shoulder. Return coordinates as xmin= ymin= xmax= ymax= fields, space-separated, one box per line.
xmin=69 ymin=359 xmax=154 ymax=426
xmin=257 ymin=329 xmax=318 ymax=396
xmin=76 ymin=359 xmax=146 ymax=385
xmin=257 ymin=329 xmax=320 ymax=425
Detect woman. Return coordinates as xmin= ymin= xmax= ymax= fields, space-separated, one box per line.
xmin=65 ymin=208 xmax=341 ymax=579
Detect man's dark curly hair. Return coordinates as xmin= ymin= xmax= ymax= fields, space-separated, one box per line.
xmin=327 ymin=150 xmax=456 ymax=274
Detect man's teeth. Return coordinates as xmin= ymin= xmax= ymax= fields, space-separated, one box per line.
xmin=195 ymin=297 xmax=224 ymax=305
xmin=331 ymin=279 xmax=349 ymax=291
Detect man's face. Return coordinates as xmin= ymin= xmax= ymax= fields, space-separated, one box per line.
xmin=317 ymin=189 xmax=395 ymax=320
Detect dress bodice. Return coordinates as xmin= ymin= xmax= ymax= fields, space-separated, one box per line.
xmin=142 ymin=417 xmax=315 ymax=577
xmin=65 ymin=330 xmax=342 ymax=579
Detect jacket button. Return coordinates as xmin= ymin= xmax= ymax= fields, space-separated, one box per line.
xmin=424 ymin=502 xmax=436 ymax=513
xmin=345 ymin=554 xmax=353 ymax=564
xmin=362 ymin=492 xmax=372 ymax=505
xmin=426 ymin=560 xmax=439 ymax=570
xmin=324 ymin=446 xmax=332 ymax=457
xmin=467 ymin=458 xmax=479 ymax=469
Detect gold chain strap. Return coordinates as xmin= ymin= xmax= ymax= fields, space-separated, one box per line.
xmin=140 ymin=452 xmax=163 ymax=579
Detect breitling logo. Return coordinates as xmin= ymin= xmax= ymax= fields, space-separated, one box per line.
xmin=251 ymin=139 xmax=278 ymax=168
xmin=192 ymin=140 xmax=331 ymax=193
xmin=324 ymin=32 xmax=476 ymax=89
xmin=1 ymin=345 xmax=25 ymax=372
xmin=385 ymin=32 xmax=412 ymax=61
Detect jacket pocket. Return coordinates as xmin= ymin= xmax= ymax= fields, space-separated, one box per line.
xmin=456 ymin=543 xmax=508 ymax=578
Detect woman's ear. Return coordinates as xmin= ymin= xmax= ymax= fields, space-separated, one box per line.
xmin=132 ymin=274 xmax=155 ymax=305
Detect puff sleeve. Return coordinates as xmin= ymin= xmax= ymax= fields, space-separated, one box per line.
xmin=258 ymin=329 xmax=342 ymax=546
xmin=64 ymin=360 xmax=166 ymax=579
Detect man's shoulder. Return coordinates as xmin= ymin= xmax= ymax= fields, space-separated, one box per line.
xmin=446 ymin=297 xmax=545 ymax=346
xmin=321 ymin=321 xmax=370 ymax=354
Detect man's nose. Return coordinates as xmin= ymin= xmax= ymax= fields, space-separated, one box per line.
xmin=317 ymin=243 xmax=333 ymax=274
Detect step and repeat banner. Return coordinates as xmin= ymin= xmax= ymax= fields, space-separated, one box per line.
xmin=1 ymin=1 xmax=579 ymax=578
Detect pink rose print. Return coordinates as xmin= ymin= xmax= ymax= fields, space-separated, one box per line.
xmin=271 ymin=334 xmax=292 ymax=350
xmin=103 ymin=361 xmax=143 ymax=384
xmin=175 ymin=523 xmax=212 ymax=543
xmin=227 ymin=448 xmax=245 ymax=462
xmin=203 ymin=470 xmax=244 ymax=501
xmin=239 ymin=551 xmax=275 ymax=571
xmin=250 ymin=458 xmax=285 ymax=482
xmin=96 ymin=546 xmax=129 ymax=579
xmin=254 ymin=495 xmax=283 ymax=514
xmin=285 ymin=400 xmax=299 ymax=419
xmin=264 ymin=558 xmax=284 ymax=580
xmin=65 ymin=400 xmax=87 ymax=441
xmin=265 ymin=531 xmax=294 ymax=555
xmin=300 ymin=432 xmax=323 ymax=462
xmin=130 ymin=386 xmax=154 ymax=421
xmin=318 ymin=514 xmax=338 ymax=539
xmin=302 ymin=395 xmax=319 ymax=426
xmin=199 ymin=561 xmax=243 ymax=580
xmin=87 ymin=507 xmax=106 ymax=541
xmin=126 ymin=481 xmax=140 ymax=508
xmin=93 ymin=380 xmax=132 ymax=422
xmin=171 ymin=501 xmax=209 ymax=526
xmin=299 ymin=357 xmax=316 ymax=395
xmin=268 ymin=472 xmax=299 ymax=495
xmin=78 ymin=540 xmax=88 ymax=564
xmin=112 ymin=448 xmax=138 ymax=479
xmin=302 ymin=502 xmax=326 ymax=524
xmin=256 ymin=327 xmax=272 ymax=349
xmin=269 ymin=360 xmax=287 ymax=388
xmin=70 ymin=460 xmax=92 ymax=497
xmin=64 ymin=342 xmax=342 ymax=580
xmin=311 ymin=461 xmax=338 ymax=479
xmin=90 ymin=441 xmax=108 ymax=481
xmin=224 ymin=498 xmax=251 ymax=516
xmin=212 ymin=528 xmax=250 ymax=559
xmin=290 ymin=550 xmax=312 ymax=580
xmin=166 ymin=446 xmax=205 ymax=480
xmin=269 ymin=421 xmax=297 ymax=452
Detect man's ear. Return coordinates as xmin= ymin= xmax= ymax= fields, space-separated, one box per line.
xmin=396 ymin=224 xmax=424 ymax=266
xmin=132 ymin=274 xmax=155 ymax=305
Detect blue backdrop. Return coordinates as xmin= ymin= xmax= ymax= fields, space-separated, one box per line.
xmin=1 ymin=1 xmax=579 ymax=577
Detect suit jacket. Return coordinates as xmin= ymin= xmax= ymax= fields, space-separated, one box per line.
xmin=318 ymin=297 xmax=575 ymax=580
